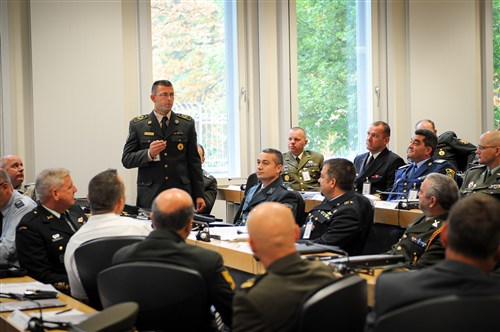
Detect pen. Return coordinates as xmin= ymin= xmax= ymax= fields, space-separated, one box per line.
xmin=55 ymin=308 xmax=72 ymax=315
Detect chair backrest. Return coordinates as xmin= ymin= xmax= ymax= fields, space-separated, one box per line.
xmin=97 ymin=261 xmax=207 ymax=331
xmin=290 ymin=190 xmax=306 ymax=226
xmin=74 ymin=236 xmax=146 ymax=309
xmin=373 ymin=294 xmax=500 ymax=332
xmin=297 ymin=274 xmax=368 ymax=332
xmin=71 ymin=301 xmax=139 ymax=332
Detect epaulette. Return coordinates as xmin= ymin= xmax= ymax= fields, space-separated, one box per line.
xmin=20 ymin=209 xmax=39 ymax=223
xmin=398 ymin=164 xmax=411 ymax=170
xmin=132 ymin=114 xmax=148 ymax=123
xmin=177 ymin=113 xmax=193 ymax=122
xmin=468 ymin=164 xmax=486 ymax=171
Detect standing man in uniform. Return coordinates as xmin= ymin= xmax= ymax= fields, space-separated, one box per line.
xmin=353 ymin=121 xmax=405 ymax=197
xmin=232 ymin=202 xmax=336 ymax=332
xmin=389 ymin=173 xmax=459 ymax=268
xmin=415 ymin=119 xmax=477 ymax=172
xmin=388 ymin=129 xmax=457 ymax=201
xmin=197 ymin=144 xmax=217 ymax=215
xmin=282 ymin=127 xmax=324 ymax=191
xmin=301 ymin=158 xmax=374 ymax=255
xmin=16 ymin=168 xmax=87 ymax=292
xmin=122 ymin=80 xmax=205 ymax=212
xmin=0 ymin=169 xmax=36 ymax=265
xmin=460 ymin=130 xmax=500 ymax=199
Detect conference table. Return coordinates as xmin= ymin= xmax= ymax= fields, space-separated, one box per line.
xmin=186 ymin=234 xmax=378 ymax=306
xmin=0 ymin=276 xmax=95 ymax=332
xmin=217 ymin=186 xmax=422 ymax=227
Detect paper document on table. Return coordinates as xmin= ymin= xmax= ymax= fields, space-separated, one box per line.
xmin=374 ymin=200 xmax=399 ymax=209
xmin=0 ymin=282 xmax=58 ymax=295
xmin=0 ymin=299 xmax=66 ymax=312
xmin=31 ymin=309 xmax=94 ymax=325
xmin=226 ymin=185 xmax=242 ymax=191
xmin=210 ymin=226 xmax=249 ymax=242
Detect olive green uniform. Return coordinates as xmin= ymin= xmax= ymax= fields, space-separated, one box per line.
xmin=282 ymin=150 xmax=324 ymax=191
xmin=460 ymin=164 xmax=500 ymax=200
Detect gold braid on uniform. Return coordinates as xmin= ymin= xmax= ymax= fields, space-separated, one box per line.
xmin=424 ymin=227 xmax=443 ymax=252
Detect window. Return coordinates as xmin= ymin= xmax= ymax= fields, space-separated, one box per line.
xmin=294 ymin=0 xmax=372 ymax=159
xmin=150 ymin=0 xmax=238 ymax=176
xmin=494 ymin=0 xmax=500 ymax=128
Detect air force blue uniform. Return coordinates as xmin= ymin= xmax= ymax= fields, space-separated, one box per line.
xmin=388 ymin=158 xmax=457 ymax=201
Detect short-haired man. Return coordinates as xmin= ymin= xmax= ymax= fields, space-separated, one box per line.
xmin=282 ymin=127 xmax=324 ymax=191
xmin=197 ymin=144 xmax=217 ymax=215
xmin=113 ymin=188 xmax=234 ymax=329
xmin=16 ymin=168 xmax=88 ymax=291
xmin=232 ymin=202 xmax=336 ymax=332
xmin=388 ymin=129 xmax=457 ymax=201
xmin=366 ymin=194 xmax=500 ymax=331
xmin=122 ymin=80 xmax=205 ymax=212
xmin=301 ymin=158 xmax=374 ymax=255
xmin=235 ymin=148 xmax=302 ymax=226
xmin=353 ymin=121 xmax=405 ymax=196
xmin=460 ymin=131 xmax=500 ymax=200
xmin=1 ymin=155 xmax=36 ymax=200
xmin=415 ymin=119 xmax=477 ymax=172
xmin=64 ymin=169 xmax=152 ymax=301
xmin=0 ymin=169 xmax=36 ymax=265
xmin=389 ymin=173 xmax=459 ymax=268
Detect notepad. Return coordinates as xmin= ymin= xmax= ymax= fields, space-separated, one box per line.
xmin=0 ymin=299 xmax=66 ymax=312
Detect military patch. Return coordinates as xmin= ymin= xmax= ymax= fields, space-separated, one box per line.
xmin=221 ymin=270 xmax=236 ymax=290
xmin=445 ymin=168 xmax=455 ymax=178
xmin=178 ymin=143 xmax=184 ymax=151
xmin=177 ymin=113 xmax=193 ymax=121
xmin=14 ymin=200 xmax=25 ymax=209
xmin=132 ymin=114 xmax=148 ymax=123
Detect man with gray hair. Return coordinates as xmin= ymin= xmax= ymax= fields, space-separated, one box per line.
xmin=0 ymin=168 xmax=36 ymax=265
xmin=390 ymin=173 xmax=459 ymax=268
xmin=16 ymin=168 xmax=87 ymax=292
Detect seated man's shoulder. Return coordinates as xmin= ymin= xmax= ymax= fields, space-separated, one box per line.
xmin=438 ymin=131 xmax=457 ymax=143
xmin=466 ymin=164 xmax=487 ymax=174
xmin=18 ymin=207 xmax=43 ymax=226
xmin=306 ymin=150 xmax=324 ymax=159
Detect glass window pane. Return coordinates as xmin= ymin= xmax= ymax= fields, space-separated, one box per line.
xmin=295 ymin=0 xmax=372 ymax=159
xmin=494 ymin=0 xmax=500 ymax=129
xmin=151 ymin=0 xmax=237 ymax=176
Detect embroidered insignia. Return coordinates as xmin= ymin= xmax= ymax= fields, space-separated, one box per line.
xmin=14 ymin=200 xmax=25 ymax=209
xmin=132 ymin=114 xmax=148 ymax=123
xmin=241 ymin=277 xmax=256 ymax=289
xmin=178 ymin=143 xmax=184 ymax=151
xmin=432 ymin=220 xmax=439 ymax=228
xmin=221 ymin=270 xmax=236 ymax=290
xmin=177 ymin=113 xmax=193 ymax=121
xmin=144 ymin=131 xmax=154 ymax=136
xmin=445 ymin=168 xmax=455 ymax=178
xmin=52 ymin=234 xmax=61 ymax=239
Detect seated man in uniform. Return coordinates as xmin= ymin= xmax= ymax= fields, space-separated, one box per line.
xmin=232 ymin=202 xmax=336 ymax=332
xmin=460 ymin=130 xmax=500 ymax=200
xmin=281 ymin=127 xmax=324 ymax=191
xmin=113 ymin=188 xmax=234 ymax=330
xmin=388 ymin=129 xmax=457 ymax=201
xmin=234 ymin=148 xmax=302 ymax=226
xmin=366 ymin=194 xmax=500 ymax=331
xmin=416 ymin=119 xmax=477 ymax=172
xmin=301 ymin=158 xmax=374 ymax=255
xmin=389 ymin=173 xmax=458 ymax=268
xmin=353 ymin=121 xmax=405 ymax=197
xmin=1 ymin=155 xmax=36 ymax=200
xmin=197 ymin=144 xmax=218 ymax=215
xmin=64 ymin=169 xmax=152 ymax=302
xmin=16 ymin=168 xmax=88 ymax=292
xmin=0 ymin=168 xmax=37 ymax=265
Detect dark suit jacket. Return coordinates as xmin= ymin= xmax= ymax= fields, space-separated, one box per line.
xmin=353 ymin=148 xmax=405 ymax=196
xmin=302 ymin=190 xmax=374 ymax=255
xmin=16 ymin=204 xmax=87 ymax=285
xmin=235 ymin=177 xmax=301 ymax=225
xmin=232 ymin=253 xmax=336 ymax=332
xmin=113 ymin=230 xmax=234 ymax=329
xmin=435 ymin=131 xmax=477 ymax=172
xmin=122 ymin=111 xmax=204 ymax=209
xmin=200 ymin=169 xmax=218 ymax=215
xmin=366 ymin=260 xmax=500 ymax=330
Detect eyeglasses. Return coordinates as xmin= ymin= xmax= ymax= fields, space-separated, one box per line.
xmin=156 ymin=93 xmax=175 ymax=98
xmin=477 ymin=145 xmax=499 ymax=151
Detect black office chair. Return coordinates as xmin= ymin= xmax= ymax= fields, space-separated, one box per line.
xmin=290 ymin=190 xmax=306 ymax=226
xmin=70 ymin=301 xmax=139 ymax=332
xmin=361 ymin=223 xmax=405 ymax=254
xmin=372 ymin=294 xmax=500 ymax=332
xmin=97 ymin=261 xmax=207 ymax=331
xmin=74 ymin=236 xmax=146 ymax=309
xmin=296 ymin=274 xmax=367 ymax=332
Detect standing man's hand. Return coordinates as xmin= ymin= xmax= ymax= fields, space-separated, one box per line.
xmin=196 ymin=197 xmax=206 ymax=213
xmin=149 ymin=140 xmax=167 ymax=159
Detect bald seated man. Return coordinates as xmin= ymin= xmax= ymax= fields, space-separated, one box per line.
xmin=0 ymin=155 xmax=35 ymax=200
xmin=113 ymin=188 xmax=234 ymax=330
xmin=232 ymin=202 xmax=336 ymax=332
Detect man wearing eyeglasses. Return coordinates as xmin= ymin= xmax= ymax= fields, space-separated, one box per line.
xmin=460 ymin=131 xmax=500 ymax=199
xmin=122 ymin=80 xmax=205 ymax=212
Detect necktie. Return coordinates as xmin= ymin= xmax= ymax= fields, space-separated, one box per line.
xmin=161 ymin=116 xmax=168 ymax=136
xmin=296 ymin=156 xmax=300 ymax=164
xmin=408 ymin=163 xmax=417 ymax=178
xmin=365 ymin=155 xmax=374 ymax=169
xmin=61 ymin=212 xmax=77 ymax=233
xmin=484 ymin=169 xmax=491 ymax=182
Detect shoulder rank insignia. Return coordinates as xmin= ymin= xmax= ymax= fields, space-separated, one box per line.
xmin=241 ymin=277 xmax=256 ymax=289
xmin=132 ymin=114 xmax=148 ymax=123
xmin=434 ymin=159 xmax=446 ymax=164
xmin=14 ymin=200 xmax=25 ymax=209
xmin=177 ymin=113 xmax=193 ymax=121
xmin=221 ymin=269 xmax=236 ymax=290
